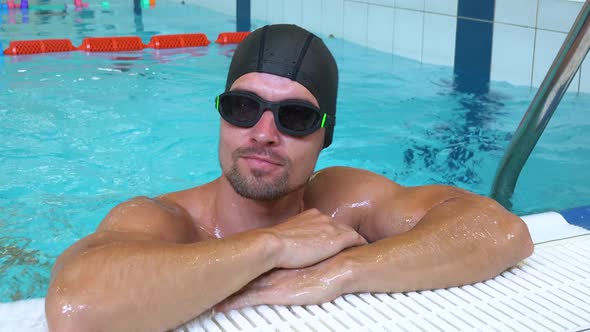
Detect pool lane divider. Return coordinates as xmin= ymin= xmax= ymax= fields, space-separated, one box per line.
xmin=2 ymin=31 xmax=250 ymax=56
xmin=1 ymin=0 xmax=90 ymax=9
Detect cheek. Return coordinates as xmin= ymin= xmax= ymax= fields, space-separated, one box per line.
xmin=289 ymin=136 xmax=323 ymax=180
xmin=218 ymin=124 xmax=237 ymax=170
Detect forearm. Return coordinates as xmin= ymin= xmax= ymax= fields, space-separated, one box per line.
xmin=337 ymin=197 xmax=534 ymax=294
xmin=46 ymin=230 xmax=279 ymax=332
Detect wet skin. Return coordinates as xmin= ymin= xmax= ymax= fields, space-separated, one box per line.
xmin=45 ymin=72 xmax=534 ymax=332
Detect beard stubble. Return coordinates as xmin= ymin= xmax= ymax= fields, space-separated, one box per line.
xmin=225 ymin=146 xmax=293 ymax=201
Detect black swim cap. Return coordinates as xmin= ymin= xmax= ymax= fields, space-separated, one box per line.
xmin=225 ymin=24 xmax=338 ymax=148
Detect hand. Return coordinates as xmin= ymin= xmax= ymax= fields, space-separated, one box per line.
xmin=214 ymin=258 xmax=350 ymax=312
xmin=264 ymin=208 xmax=367 ymax=269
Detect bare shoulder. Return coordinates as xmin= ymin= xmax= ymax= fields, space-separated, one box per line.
xmin=51 ymin=194 xmax=199 ymax=279
xmin=304 ymin=166 xmax=404 ymax=227
xmin=306 ymin=166 xmax=402 ymax=194
xmin=98 ymin=195 xmax=198 ymax=244
xmin=96 ymin=180 xmax=218 ymax=245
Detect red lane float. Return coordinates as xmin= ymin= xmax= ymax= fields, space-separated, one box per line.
xmin=147 ymin=33 xmax=209 ymax=49
xmin=3 ymin=39 xmax=76 ymax=55
xmin=2 ymin=32 xmax=248 ymax=55
xmin=77 ymin=36 xmax=145 ymax=52
xmin=215 ymin=32 xmax=250 ymax=44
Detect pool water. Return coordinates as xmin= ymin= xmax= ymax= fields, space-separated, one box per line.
xmin=1 ymin=1 xmax=589 ymax=302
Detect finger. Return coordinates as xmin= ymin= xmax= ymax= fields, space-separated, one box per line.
xmin=214 ymin=293 xmax=250 ymax=312
xmin=215 ymin=289 xmax=266 ymax=312
xmin=246 ymin=268 xmax=289 ymax=289
xmin=353 ymin=232 xmax=368 ymax=246
xmin=334 ymin=224 xmax=368 ymax=246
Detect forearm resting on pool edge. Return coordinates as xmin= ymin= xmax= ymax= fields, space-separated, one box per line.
xmin=337 ymin=196 xmax=534 ymax=295
xmin=45 ymin=230 xmax=281 ymax=332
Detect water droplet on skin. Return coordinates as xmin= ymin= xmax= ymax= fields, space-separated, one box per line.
xmin=330 ymin=208 xmax=340 ymax=218
xmin=213 ymin=226 xmax=222 ymax=239
xmin=61 ymin=304 xmax=72 ymax=315
xmin=350 ymin=201 xmax=369 ymax=208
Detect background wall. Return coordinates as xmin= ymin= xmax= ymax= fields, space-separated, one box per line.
xmin=190 ymin=0 xmax=590 ymax=93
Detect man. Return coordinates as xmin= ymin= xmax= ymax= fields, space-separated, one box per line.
xmin=46 ymin=24 xmax=533 ymax=332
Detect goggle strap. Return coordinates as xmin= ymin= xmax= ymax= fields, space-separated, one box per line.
xmin=215 ymin=96 xmax=220 ymax=111
xmin=321 ymin=113 xmax=327 ymax=128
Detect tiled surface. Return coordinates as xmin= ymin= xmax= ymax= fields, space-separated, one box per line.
xmin=245 ymin=0 xmax=586 ymax=92
xmin=367 ymin=4 xmax=395 ymax=53
xmin=532 ymin=29 xmax=564 ymax=87
xmin=393 ymin=8 xmax=424 ymax=61
xmin=365 ymin=0 xmax=395 ymax=7
xmin=533 ymin=29 xmax=580 ymax=93
xmin=580 ymin=55 xmax=590 ymax=93
xmin=422 ymin=13 xmax=456 ymax=66
xmin=321 ymin=0 xmax=344 ymax=38
xmin=267 ymin=0 xmax=284 ymax=24
xmin=343 ymin=0 xmax=369 ymax=47
xmin=282 ymin=0 xmax=302 ymax=26
xmin=395 ymin=0 xmax=424 ymax=11
xmin=537 ymin=0 xmax=583 ymax=32
xmin=301 ymin=0 xmax=322 ymax=34
xmin=424 ymin=0 xmax=457 ymax=16
xmin=494 ymin=0 xmax=538 ymax=27
xmin=251 ymin=0 xmax=267 ymax=22
xmin=491 ymin=23 xmax=535 ymax=86
xmin=454 ymin=17 xmax=494 ymax=93
xmin=458 ymin=0 xmax=494 ymax=20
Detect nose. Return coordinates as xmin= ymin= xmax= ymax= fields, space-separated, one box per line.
xmin=249 ymin=110 xmax=280 ymax=146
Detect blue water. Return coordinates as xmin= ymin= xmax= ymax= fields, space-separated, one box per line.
xmin=1 ymin=1 xmax=589 ymax=302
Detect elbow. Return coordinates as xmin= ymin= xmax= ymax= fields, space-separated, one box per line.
xmin=475 ymin=196 xmax=535 ymax=266
xmin=45 ymin=267 xmax=107 ymax=332
xmin=509 ymin=217 xmax=534 ymax=262
xmin=46 ymin=286 xmax=90 ymax=332
xmin=485 ymin=215 xmax=534 ymax=271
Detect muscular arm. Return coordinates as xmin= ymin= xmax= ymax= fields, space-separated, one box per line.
xmin=45 ymin=196 xmax=280 ymax=332
xmin=46 ymin=195 xmax=364 ymax=332
xmin=318 ymin=167 xmax=534 ymax=293
xmin=340 ymin=187 xmax=534 ymax=293
xmin=215 ymin=167 xmax=533 ymax=311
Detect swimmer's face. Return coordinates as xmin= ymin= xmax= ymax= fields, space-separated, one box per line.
xmin=218 ymin=72 xmax=324 ymax=200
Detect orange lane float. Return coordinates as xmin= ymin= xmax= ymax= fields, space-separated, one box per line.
xmin=77 ymin=36 xmax=145 ymax=52
xmin=147 ymin=33 xmax=210 ymax=49
xmin=2 ymin=32 xmax=247 ymax=55
xmin=215 ymin=32 xmax=250 ymax=44
xmin=3 ymin=39 xmax=77 ymax=56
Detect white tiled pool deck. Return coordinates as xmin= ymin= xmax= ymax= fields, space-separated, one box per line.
xmin=1 ymin=211 xmax=589 ymax=332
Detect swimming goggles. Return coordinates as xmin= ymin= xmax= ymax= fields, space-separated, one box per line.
xmin=215 ymin=90 xmax=334 ymax=137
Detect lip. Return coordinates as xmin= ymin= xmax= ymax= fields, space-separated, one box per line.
xmin=241 ymin=154 xmax=284 ymax=166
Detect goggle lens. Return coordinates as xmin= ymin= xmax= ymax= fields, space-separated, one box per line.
xmin=278 ymin=105 xmax=320 ymax=131
xmin=216 ymin=92 xmax=330 ymax=136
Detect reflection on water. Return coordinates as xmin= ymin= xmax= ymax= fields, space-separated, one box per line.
xmin=403 ymin=80 xmax=510 ymax=189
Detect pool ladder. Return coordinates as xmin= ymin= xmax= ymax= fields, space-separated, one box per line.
xmin=491 ymin=0 xmax=590 ymax=209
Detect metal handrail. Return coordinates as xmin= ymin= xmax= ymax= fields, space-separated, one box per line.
xmin=490 ymin=0 xmax=590 ymax=209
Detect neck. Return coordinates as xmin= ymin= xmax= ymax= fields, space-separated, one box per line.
xmin=212 ymin=176 xmax=305 ymax=237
